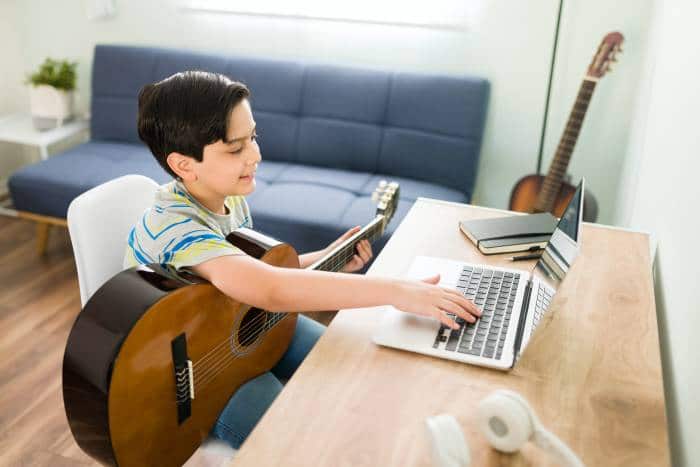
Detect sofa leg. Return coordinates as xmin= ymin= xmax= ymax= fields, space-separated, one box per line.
xmin=36 ymin=222 xmax=50 ymax=256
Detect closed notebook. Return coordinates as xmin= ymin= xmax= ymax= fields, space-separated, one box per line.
xmin=459 ymin=212 xmax=558 ymax=255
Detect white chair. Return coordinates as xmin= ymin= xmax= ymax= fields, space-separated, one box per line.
xmin=67 ymin=174 xmax=236 ymax=467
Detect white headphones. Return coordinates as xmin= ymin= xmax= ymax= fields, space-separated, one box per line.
xmin=425 ymin=389 xmax=584 ymax=467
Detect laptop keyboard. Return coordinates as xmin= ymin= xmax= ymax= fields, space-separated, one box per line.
xmin=433 ymin=266 xmax=520 ymax=360
xmin=532 ymin=282 xmax=553 ymax=331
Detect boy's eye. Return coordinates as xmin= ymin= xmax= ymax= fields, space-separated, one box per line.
xmin=230 ymin=133 xmax=259 ymax=154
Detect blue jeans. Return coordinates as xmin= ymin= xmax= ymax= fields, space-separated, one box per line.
xmin=211 ymin=315 xmax=325 ymax=448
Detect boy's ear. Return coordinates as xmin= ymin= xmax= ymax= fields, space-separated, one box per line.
xmin=166 ymin=152 xmax=197 ymax=181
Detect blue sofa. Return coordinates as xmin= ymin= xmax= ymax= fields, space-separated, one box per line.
xmin=9 ymin=44 xmax=489 ymax=256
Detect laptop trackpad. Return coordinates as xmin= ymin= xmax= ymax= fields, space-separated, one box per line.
xmin=373 ymin=305 xmax=441 ymax=348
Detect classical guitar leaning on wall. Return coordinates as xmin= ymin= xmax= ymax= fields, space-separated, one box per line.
xmin=509 ymin=31 xmax=625 ymax=222
xmin=62 ymin=182 xmax=400 ymax=467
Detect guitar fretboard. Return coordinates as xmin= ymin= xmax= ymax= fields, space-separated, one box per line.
xmin=310 ymin=216 xmax=385 ymax=273
xmin=535 ymin=79 xmax=597 ymax=213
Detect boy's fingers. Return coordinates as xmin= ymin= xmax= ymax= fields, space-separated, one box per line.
xmin=440 ymin=299 xmax=476 ymax=323
xmin=445 ymin=289 xmax=481 ymax=316
xmin=357 ymin=242 xmax=371 ymax=262
xmin=341 ymin=226 xmax=361 ymax=239
xmin=362 ymin=240 xmax=373 ymax=258
xmin=438 ymin=311 xmax=460 ymax=330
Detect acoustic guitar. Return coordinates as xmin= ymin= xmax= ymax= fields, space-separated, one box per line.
xmin=62 ymin=181 xmax=400 ymax=466
xmin=509 ymin=31 xmax=624 ymax=221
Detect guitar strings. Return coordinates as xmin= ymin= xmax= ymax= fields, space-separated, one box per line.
xmin=195 ymin=316 xmax=288 ymax=391
xmin=175 ymin=314 xmax=283 ymax=403
xmin=192 ymin=238 xmax=372 ymax=373
xmin=192 ymin=239 xmax=377 ymax=386
xmin=192 ymin=230 xmax=375 ymax=370
xmin=190 ymin=227 xmax=385 ymax=390
xmin=192 ymin=316 xmax=279 ymax=391
xmin=193 ymin=312 xmax=282 ymax=381
xmin=192 ymin=243 xmax=369 ymax=385
xmin=192 ymin=310 xmax=280 ymax=369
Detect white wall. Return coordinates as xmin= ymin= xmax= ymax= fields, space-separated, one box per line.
xmin=0 ymin=0 xmax=34 ymax=193
xmin=0 ymin=0 xmax=651 ymax=221
xmin=615 ymin=0 xmax=700 ymax=465
xmin=0 ymin=0 xmax=25 ymax=114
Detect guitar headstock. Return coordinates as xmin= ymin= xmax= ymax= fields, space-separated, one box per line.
xmin=371 ymin=180 xmax=400 ymax=227
xmin=586 ymin=31 xmax=624 ymax=79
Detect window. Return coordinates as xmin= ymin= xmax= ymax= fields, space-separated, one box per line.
xmin=186 ymin=0 xmax=482 ymax=31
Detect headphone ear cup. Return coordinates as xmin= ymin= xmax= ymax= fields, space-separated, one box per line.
xmin=479 ymin=390 xmax=584 ymax=467
xmin=477 ymin=391 xmax=534 ymax=453
xmin=424 ymin=414 xmax=471 ymax=467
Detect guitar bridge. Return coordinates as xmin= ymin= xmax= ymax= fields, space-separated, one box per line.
xmin=171 ymin=333 xmax=194 ymax=424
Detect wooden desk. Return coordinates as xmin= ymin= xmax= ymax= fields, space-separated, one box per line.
xmin=229 ymin=198 xmax=670 ymax=466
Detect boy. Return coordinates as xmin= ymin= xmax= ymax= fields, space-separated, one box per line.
xmin=125 ymin=71 xmax=480 ymax=449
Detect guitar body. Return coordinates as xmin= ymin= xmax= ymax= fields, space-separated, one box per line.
xmin=63 ymin=230 xmax=299 ymax=466
xmin=509 ymin=174 xmax=598 ymax=221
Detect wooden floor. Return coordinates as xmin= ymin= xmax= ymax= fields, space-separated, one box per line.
xmin=0 ymin=216 xmax=98 ymax=466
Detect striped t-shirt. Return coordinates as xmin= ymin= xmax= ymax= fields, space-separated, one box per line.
xmin=123 ymin=180 xmax=252 ymax=271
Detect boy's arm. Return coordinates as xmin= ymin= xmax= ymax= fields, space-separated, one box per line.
xmin=191 ymin=254 xmax=481 ymax=329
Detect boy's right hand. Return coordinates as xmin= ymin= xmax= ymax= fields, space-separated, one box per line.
xmin=393 ymin=274 xmax=481 ymax=330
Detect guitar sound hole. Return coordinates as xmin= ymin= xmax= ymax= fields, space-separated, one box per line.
xmin=237 ymin=308 xmax=267 ymax=347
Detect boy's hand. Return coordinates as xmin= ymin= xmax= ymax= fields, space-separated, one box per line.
xmin=325 ymin=226 xmax=373 ymax=273
xmin=393 ymin=274 xmax=481 ymax=330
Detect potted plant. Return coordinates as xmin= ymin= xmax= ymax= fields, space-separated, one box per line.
xmin=26 ymin=58 xmax=78 ymax=130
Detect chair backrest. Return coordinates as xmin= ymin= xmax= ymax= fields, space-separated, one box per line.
xmin=67 ymin=174 xmax=159 ymax=306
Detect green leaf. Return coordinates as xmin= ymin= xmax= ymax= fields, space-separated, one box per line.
xmin=26 ymin=57 xmax=78 ymax=91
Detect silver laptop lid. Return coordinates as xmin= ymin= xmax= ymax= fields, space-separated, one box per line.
xmin=530 ymin=178 xmax=585 ymax=290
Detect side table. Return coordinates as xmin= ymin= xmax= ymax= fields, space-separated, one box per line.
xmin=0 ymin=113 xmax=89 ymax=160
xmin=0 ymin=114 xmax=90 ymax=254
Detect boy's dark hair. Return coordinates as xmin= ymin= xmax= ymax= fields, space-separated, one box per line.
xmin=137 ymin=70 xmax=250 ymax=178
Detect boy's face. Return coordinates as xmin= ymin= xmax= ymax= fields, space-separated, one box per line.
xmin=196 ymin=99 xmax=261 ymax=197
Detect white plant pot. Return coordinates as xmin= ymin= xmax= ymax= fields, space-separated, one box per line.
xmin=29 ymin=84 xmax=74 ymax=131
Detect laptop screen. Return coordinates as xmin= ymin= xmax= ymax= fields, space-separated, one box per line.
xmin=531 ymin=179 xmax=585 ymax=290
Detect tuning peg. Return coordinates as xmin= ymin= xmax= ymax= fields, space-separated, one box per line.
xmin=371 ymin=191 xmax=379 ymax=202
xmin=378 ymin=180 xmax=388 ymax=188
xmin=388 ymin=182 xmax=399 ymax=189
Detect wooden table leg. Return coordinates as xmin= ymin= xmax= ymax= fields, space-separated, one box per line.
xmin=36 ymin=222 xmax=50 ymax=256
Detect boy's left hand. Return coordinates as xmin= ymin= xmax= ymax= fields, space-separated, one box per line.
xmin=325 ymin=226 xmax=373 ymax=273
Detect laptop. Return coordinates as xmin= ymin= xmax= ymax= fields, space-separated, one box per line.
xmin=373 ymin=179 xmax=585 ymax=370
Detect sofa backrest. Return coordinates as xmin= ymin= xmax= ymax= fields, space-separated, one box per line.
xmin=91 ymin=44 xmax=489 ymax=196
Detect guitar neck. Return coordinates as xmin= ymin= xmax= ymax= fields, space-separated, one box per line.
xmin=309 ymin=216 xmax=386 ymax=272
xmin=536 ymin=78 xmax=597 ymax=212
